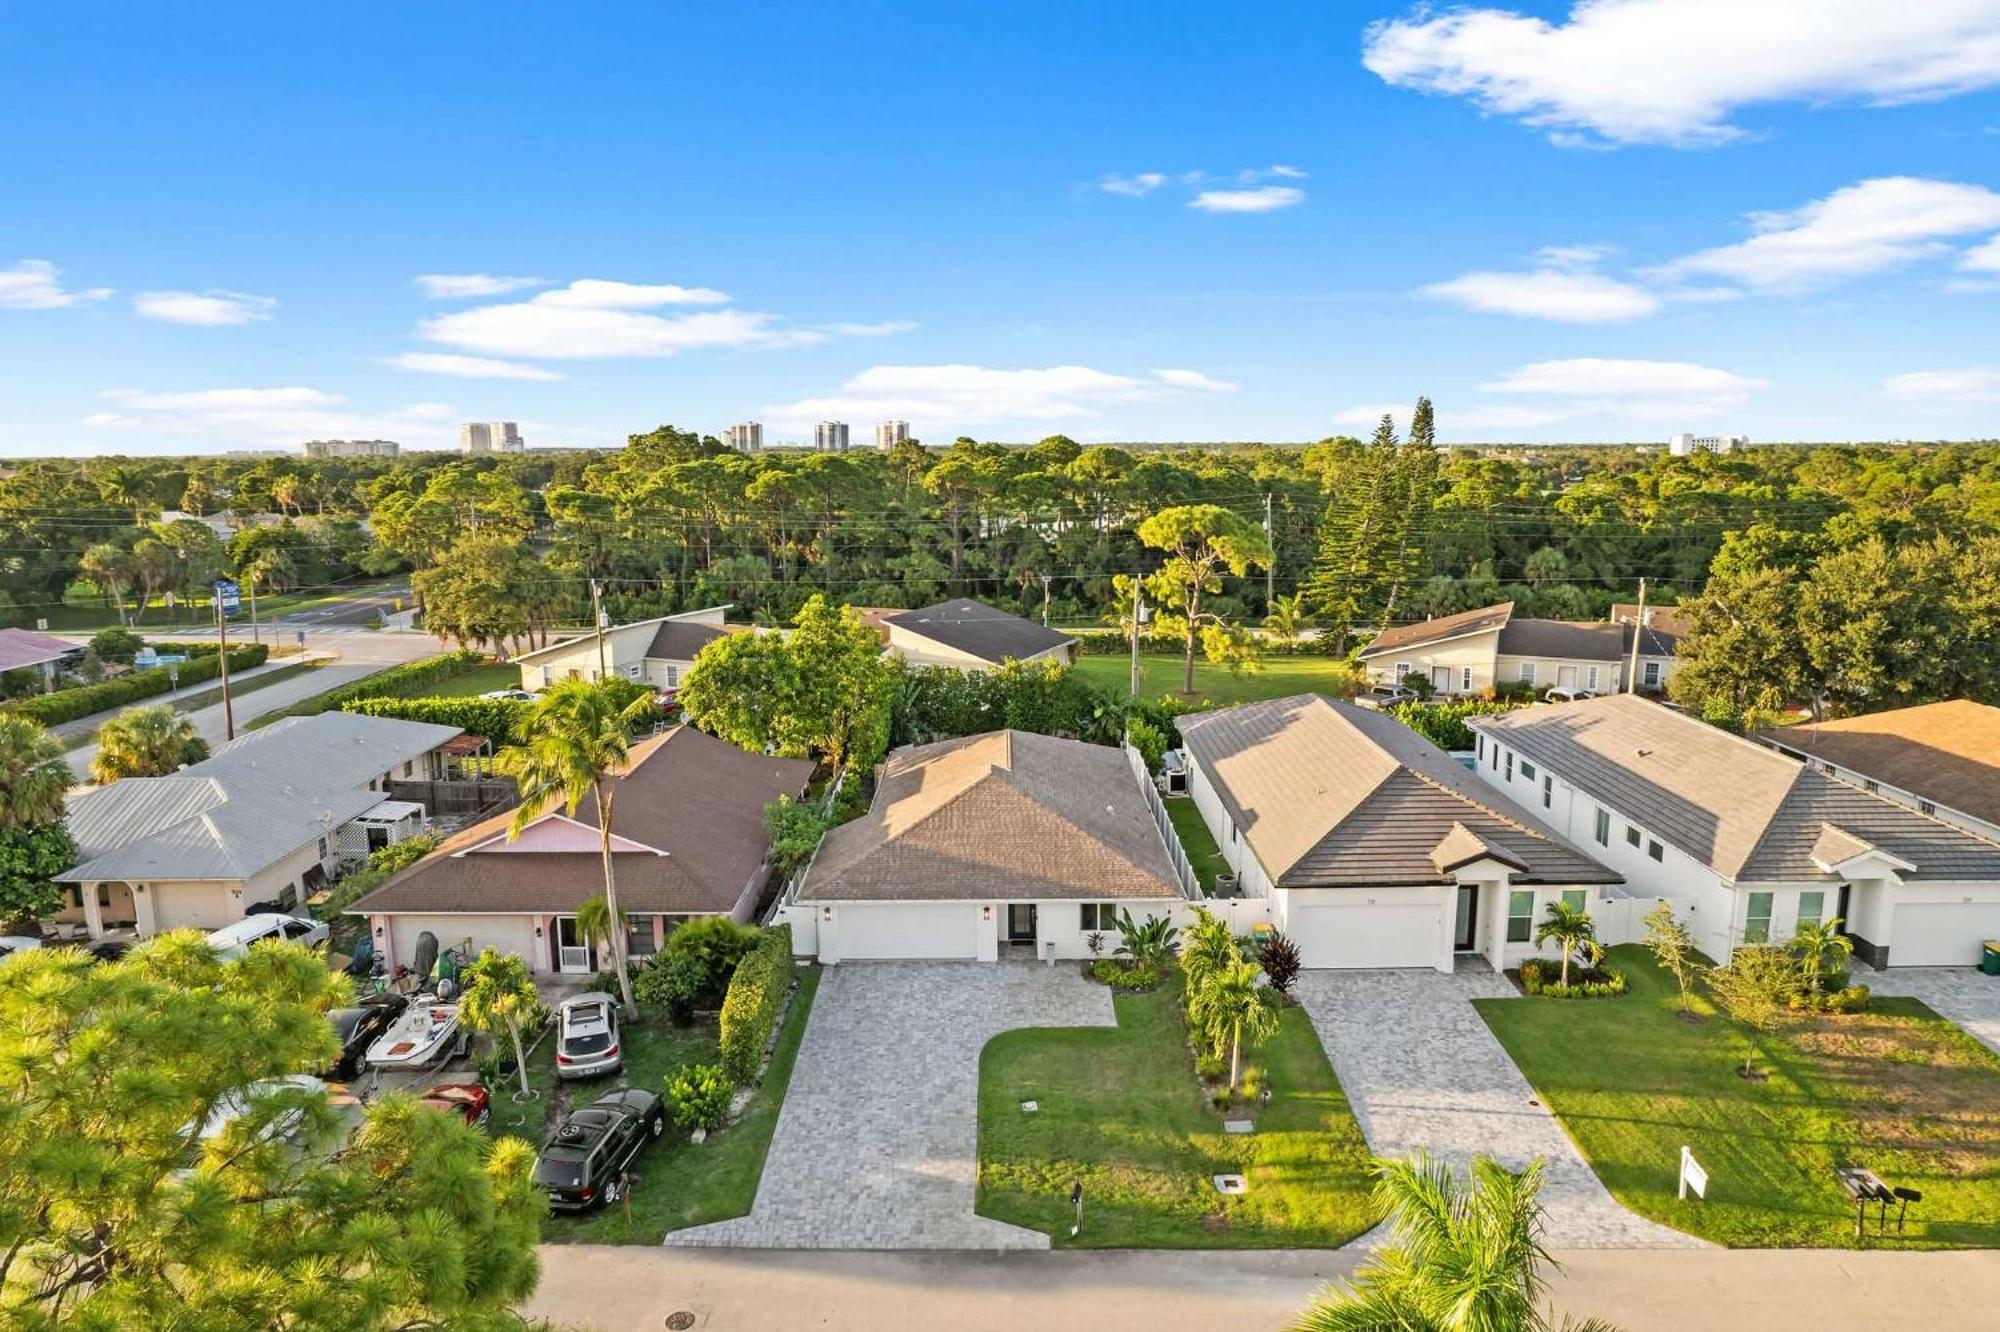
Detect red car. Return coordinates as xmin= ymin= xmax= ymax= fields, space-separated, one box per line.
xmin=416 ymin=1082 xmax=491 ymax=1128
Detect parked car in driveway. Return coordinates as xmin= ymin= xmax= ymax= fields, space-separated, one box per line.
xmin=416 ymin=1082 xmax=491 ymax=1128
xmin=1543 ymin=686 xmax=1598 ymax=703
xmin=554 ymin=991 xmax=622 ymax=1079
xmin=189 ymin=1075 xmax=328 ymax=1145
xmin=480 ymin=688 xmax=534 ymax=701
xmin=206 ymin=913 xmax=328 ymax=959
xmin=324 ymin=993 xmax=408 ymax=1080
xmin=1355 ymin=684 xmax=1416 ymax=710
xmin=533 ymin=1088 xmax=666 ymax=1211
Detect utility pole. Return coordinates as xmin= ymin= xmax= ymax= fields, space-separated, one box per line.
xmin=589 ymin=578 xmax=608 ymax=681
xmin=1625 ymin=577 xmax=1647 ymax=695
xmin=1263 ymin=493 xmax=1275 ymax=610
xmin=1129 ymin=577 xmax=1144 ymax=700
xmin=1040 ymin=573 xmax=1052 ymax=628
xmin=215 ymin=591 xmax=235 ymax=741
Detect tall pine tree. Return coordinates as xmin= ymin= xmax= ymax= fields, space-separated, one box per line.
xmin=1305 ymin=413 xmax=1403 ymax=650
xmin=1380 ymin=396 xmax=1441 ymax=625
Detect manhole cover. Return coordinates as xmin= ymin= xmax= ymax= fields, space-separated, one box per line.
xmin=666 ymin=1313 xmax=696 ymax=1330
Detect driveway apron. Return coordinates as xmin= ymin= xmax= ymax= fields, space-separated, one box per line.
xmin=667 ymin=960 xmax=1114 ymax=1250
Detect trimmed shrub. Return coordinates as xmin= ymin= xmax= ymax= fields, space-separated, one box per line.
xmin=1088 ymin=958 xmax=1159 ymax=991
xmin=1387 ymin=698 xmax=1524 ymax=752
xmin=1 ymin=644 xmax=268 ymax=726
xmin=718 ymin=925 xmax=792 ymax=1083
xmin=342 ymin=694 xmax=527 ymax=744
xmin=283 ymin=648 xmax=484 ymax=719
xmin=1521 ymin=957 xmax=1627 ymax=998
xmin=1790 ymin=983 xmax=1871 ymax=1014
xmin=664 ymin=1062 xmax=734 ymax=1132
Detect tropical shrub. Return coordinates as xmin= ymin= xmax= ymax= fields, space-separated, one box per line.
xmin=1790 ymin=983 xmax=1871 ymax=1014
xmin=664 ymin=1063 xmax=734 ymax=1132
xmin=1385 ymin=698 xmax=1522 ymax=751
xmin=633 ymin=917 xmax=758 ymax=1020
xmin=763 ymin=796 xmax=830 ymax=876
xmin=88 ymin=625 xmax=142 ymax=664
xmin=342 ymin=695 xmax=527 ymax=745
xmin=1 ymin=644 xmax=267 ymax=726
xmin=632 ymin=951 xmax=705 ymax=1026
xmin=1257 ymin=932 xmax=1301 ymax=995
xmin=1089 ymin=958 xmax=1159 ymax=990
xmin=718 ymin=925 xmax=792 ymax=1083
xmin=1112 ymin=910 xmax=1180 ymax=969
xmin=289 ymin=648 xmax=484 ymax=716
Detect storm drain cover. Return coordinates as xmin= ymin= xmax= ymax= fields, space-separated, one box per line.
xmin=1020 ymin=1100 xmax=1039 ymax=1112
xmin=1212 ymin=1174 xmax=1248 ymax=1195
xmin=666 ymin=1313 xmax=696 ymax=1330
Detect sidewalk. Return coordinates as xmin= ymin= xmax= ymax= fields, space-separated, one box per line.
xmin=519 ymin=1245 xmax=2000 ymax=1332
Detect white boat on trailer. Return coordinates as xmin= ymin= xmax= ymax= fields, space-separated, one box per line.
xmin=363 ymin=995 xmax=465 ymax=1070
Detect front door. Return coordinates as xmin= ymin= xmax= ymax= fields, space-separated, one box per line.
xmin=1431 ymin=665 xmax=1453 ymax=693
xmin=1007 ymin=903 xmax=1038 ymax=945
xmin=1453 ymin=885 xmax=1479 ymax=951
xmin=554 ymin=915 xmax=592 ymax=973
xmin=1835 ymin=883 xmax=1852 ymax=935
xmin=1557 ymin=665 xmax=1577 ymax=689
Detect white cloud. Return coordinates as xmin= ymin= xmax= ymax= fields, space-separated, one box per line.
xmin=386 ymin=352 xmax=563 ymax=382
xmin=0 ymin=259 xmax=111 ymax=309
xmin=95 ymin=385 xmax=460 ymax=449
xmin=1534 ymin=243 xmax=1615 ymax=269
xmin=531 ymin=279 xmax=731 ymax=309
xmin=1421 ymin=267 xmax=1660 ymax=322
xmin=132 ymin=289 xmax=276 ymax=326
xmin=1482 ymin=357 xmax=1767 ymax=406
xmin=1655 ymin=177 xmax=2000 ymax=291
xmin=1883 ymin=365 xmax=2000 ymax=402
xmin=1101 ymin=172 xmax=1168 ymax=196
xmin=819 ymin=320 xmax=919 ymax=338
xmin=1266 ymin=164 xmax=1308 ymax=179
xmin=761 ymin=364 xmax=1238 ymax=432
xmin=1964 ymin=234 xmax=2000 ymax=272
xmin=414 ymin=273 xmax=547 ymax=299
xmin=81 ymin=412 xmax=143 ymax=429
xmin=1189 ymin=186 xmax=1306 ymax=214
xmin=1362 ymin=1 xmax=2000 ymax=148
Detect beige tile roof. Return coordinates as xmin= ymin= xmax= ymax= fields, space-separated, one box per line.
xmin=1472 ymin=695 xmax=2000 ymax=884
xmin=800 ymin=730 xmax=1181 ymax=902
xmin=1756 ymin=701 xmax=2000 ymax=830
xmin=1176 ymin=695 xmax=1618 ymax=889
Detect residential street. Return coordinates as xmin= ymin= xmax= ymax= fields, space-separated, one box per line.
xmin=520 ymin=1245 xmax=2000 ymax=1331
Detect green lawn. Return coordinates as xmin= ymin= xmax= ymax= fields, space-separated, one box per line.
xmin=1165 ymin=797 xmax=1228 ymax=895
xmin=400 ymin=661 xmax=520 ymax=699
xmin=50 ymin=577 xmax=405 ymax=633
xmin=495 ymin=968 xmax=820 ymax=1244
xmin=977 ymin=976 xmax=1377 ymax=1247
xmin=1073 ymin=651 xmax=1361 ymax=706
xmin=1479 ymin=945 xmax=2000 ymax=1248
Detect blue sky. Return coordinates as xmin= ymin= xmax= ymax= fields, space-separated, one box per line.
xmin=3 ymin=0 xmax=1999 ymax=455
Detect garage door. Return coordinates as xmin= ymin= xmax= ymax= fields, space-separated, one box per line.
xmin=1892 ymin=902 xmax=2000 ymax=967
xmin=152 ymin=883 xmax=236 ymax=933
xmin=832 ymin=903 xmax=979 ymax=960
xmin=1288 ymin=901 xmax=1440 ymax=969
xmin=390 ymin=915 xmax=539 ymax=971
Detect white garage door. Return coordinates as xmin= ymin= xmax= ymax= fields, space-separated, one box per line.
xmin=1892 ymin=902 xmax=2000 ymax=967
xmin=832 ymin=903 xmax=979 ymax=960
xmin=1289 ymin=901 xmax=1440 ymax=969
xmin=153 ymin=883 xmax=236 ymax=933
xmin=390 ymin=915 xmax=539 ymax=971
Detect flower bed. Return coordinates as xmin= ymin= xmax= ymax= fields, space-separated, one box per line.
xmin=1518 ymin=956 xmax=1628 ymax=998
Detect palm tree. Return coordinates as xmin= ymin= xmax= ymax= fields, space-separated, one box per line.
xmin=1791 ymin=917 xmax=1854 ymax=995
xmin=1534 ymin=900 xmax=1598 ymax=987
xmin=574 ymin=893 xmax=627 ymax=970
xmin=90 ymin=705 xmax=209 ymax=782
xmin=1178 ymin=907 xmax=1240 ymax=990
xmin=0 ymin=716 xmax=70 ymax=828
xmin=1262 ymin=591 xmax=1307 ymax=645
xmin=458 ymin=948 xmax=541 ymax=1100
xmin=1196 ymin=958 xmax=1281 ymax=1092
xmin=495 ymin=679 xmax=653 ymax=1017
xmin=1295 ymin=1154 xmax=1617 ymax=1332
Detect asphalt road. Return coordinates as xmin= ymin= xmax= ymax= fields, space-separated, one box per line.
xmin=67 ymin=662 xmax=380 ymax=779
xmin=274 ymin=582 xmax=411 ymax=628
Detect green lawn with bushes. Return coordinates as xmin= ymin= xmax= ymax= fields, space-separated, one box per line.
xmin=977 ymin=976 xmax=1376 ymax=1247
xmin=1072 ymin=651 xmax=1363 ymax=707
xmin=1164 ymin=797 xmax=1228 ymax=894
xmin=1479 ymin=945 xmax=2000 ymax=1248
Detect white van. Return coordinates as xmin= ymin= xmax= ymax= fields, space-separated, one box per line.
xmin=206 ymin=914 xmax=328 ymax=960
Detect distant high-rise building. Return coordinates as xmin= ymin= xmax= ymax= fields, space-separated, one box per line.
xmin=1667 ymin=432 xmax=1747 ymax=457
xmin=814 ymin=421 xmax=851 ymax=452
xmin=301 ymin=438 xmax=399 ymax=459
xmin=876 ymin=420 xmax=910 ymax=449
xmin=724 ymin=422 xmax=764 ymax=452
xmin=460 ymin=421 xmax=525 ymax=454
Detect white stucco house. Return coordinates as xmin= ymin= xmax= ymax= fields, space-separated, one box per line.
xmin=1176 ymin=694 xmax=1621 ymax=973
xmin=510 ymin=606 xmax=735 ymax=694
xmin=348 ymin=725 xmax=813 ymax=980
xmin=1469 ymin=695 xmax=2000 ymax=968
xmin=873 ymin=598 xmax=1078 ymax=671
xmin=1357 ymin=600 xmax=1681 ymax=697
xmin=58 ymin=713 xmax=463 ymax=939
xmin=782 ymin=729 xmax=1192 ymax=963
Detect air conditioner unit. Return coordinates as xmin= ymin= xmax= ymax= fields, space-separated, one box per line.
xmin=1214 ymin=873 xmax=1238 ymax=898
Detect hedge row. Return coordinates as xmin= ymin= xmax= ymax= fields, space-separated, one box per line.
xmin=718 ymin=924 xmax=792 ymax=1084
xmin=283 ymin=648 xmax=484 ymax=719
xmin=2 ymin=645 xmax=271 ymax=726
xmin=341 ymin=694 xmax=527 ymax=745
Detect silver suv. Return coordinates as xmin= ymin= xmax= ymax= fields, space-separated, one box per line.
xmin=554 ymin=992 xmax=622 ymax=1079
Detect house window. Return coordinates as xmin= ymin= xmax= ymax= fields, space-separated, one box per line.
xmin=1542 ymin=774 xmax=1554 ymax=808
xmin=1647 ymin=839 xmax=1664 ymax=862
xmin=1797 ymin=891 xmax=1825 ymax=929
xmin=1585 ymin=665 xmax=1600 ymax=691
xmin=317 ymin=836 xmax=328 ymax=859
xmin=1506 ymin=891 xmax=1535 ymax=944
xmin=1476 ymin=735 xmax=1485 ymax=760
xmin=1862 ymin=779 xmax=1879 ymax=793
xmin=1642 ymin=661 xmax=1662 ymax=688
xmin=1394 ymin=661 xmax=1411 ymax=684
xmin=1561 ymin=889 xmax=1588 ymax=912
xmin=663 ymin=664 xmax=680 ymax=688
xmin=1520 ymin=760 xmax=1537 ymax=781
xmin=1490 ymin=743 xmax=1500 ymax=771
xmin=1625 ymin=825 xmax=1641 ymax=848
xmin=1080 ymin=903 xmax=1118 ymax=931
xmin=402 ymin=760 xmax=414 ymax=777
xmin=1461 ymin=666 xmax=1473 ymax=691
xmin=1504 ymin=752 xmax=1513 ymax=780
xmin=1594 ymin=808 xmax=1610 ymax=846
xmin=1744 ymin=891 xmax=1774 ymax=944
xmin=1918 ymin=799 xmax=1936 ymax=816
xmin=626 ymin=916 xmax=659 ymax=959
xmin=1518 ymin=662 xmax=1537 ymax=686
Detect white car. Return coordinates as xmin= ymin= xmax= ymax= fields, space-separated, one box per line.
xmin=189 ymin=1074 xmax=328 ymax=1144
xmin=480 ymin=688 xmax=534 ymax=702
xmin=1355 ymin=685 xmax=1417 ymax=711
xmin=205 ymin=913 xmax=328 ymax=960
xmin=0 ymin=936 xmax=42 ymax=963
xmin=1543 ymin=686 xmax=1598 ymax=703
xmin=555 ymin=991 xmax=622 ymax=1079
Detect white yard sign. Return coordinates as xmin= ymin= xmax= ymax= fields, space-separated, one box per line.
xmin=1678 ymin=1145 xmax=1708 ymax=1200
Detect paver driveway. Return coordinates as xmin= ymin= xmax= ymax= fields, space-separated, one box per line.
xmin=667 ymin=960 xmax=1114 ymax=1250
xmin=1863 ymin=966 xmax=2000 ymax=1056
xmin=1294 ymin=966 xmax=1701 ymax=1249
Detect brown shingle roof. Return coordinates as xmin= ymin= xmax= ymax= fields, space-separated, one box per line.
xmin=347 ymin=726 xmax=814 ymax=916
xmin=1756 ymin=701 xmax=2000 ymax=831
xmin=800 ymin=730 xmax=1181 ymax=901
xmin=1176 ymin=694 xmax=1618 ymax=888
xmin=1357 ymin=602 xmax=1513 ymax=659
xmin=883 ymin=598 xmax=1075 ymax=664
xmin=1472 ymin=695 xmax=2000 ymax=884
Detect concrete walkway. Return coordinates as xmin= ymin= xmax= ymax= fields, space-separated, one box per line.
xmin=1863 ymin=965 xmax=2000 ymax=1056
xmin=67 ymin=662 xmax=378 ymax=779
xmin=1293 ymin=966 xmax=1701 ymax=1249
xmin=521 ymin=1244 xmax=2000 ymax=1332
xmin=667 ymin=961 xmax=1114 ymax=1250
